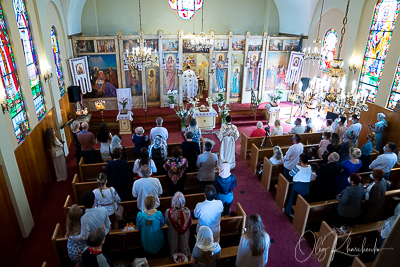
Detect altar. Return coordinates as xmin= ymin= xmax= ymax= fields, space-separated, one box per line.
xmin=192 ymin=107 xmax=218 ymax=131
xmin=116 ymin=110 xmax=133 ymax=134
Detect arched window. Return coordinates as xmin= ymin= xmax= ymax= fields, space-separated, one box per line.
xmin=0 ymin=4 xmax=29 ymax=142
xmin=387 ymin=59 xmax=400 ymax=110
xmin=50 ymin=27 xmax=65 ymax=97
xmin=167 ymin=0 xmax=204 ymax=20
xmin=13 ymin=0 xmax=45 ymax=120
xmin=319 ymin=29 xmax=338 ymax=72
xmin=358 ymin=0 xmax=400 ymax=103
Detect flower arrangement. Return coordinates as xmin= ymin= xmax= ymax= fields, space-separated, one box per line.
xmin=214 ymin=89 xmax=226 ymax=104
xmin=268 ymin=90 xmax=283 ymax=105
xmin=175 ymin=104 xmax=193 ymax=131
xmin=118 ymin=97 xmax=129 ymax=110
xmin=188 ymin=97 xmax=199 ymax=108
xmin=218 ymin=103 xmax=230 ymax=124
xmin=95 ymin=100 xmax=106 ymax=110
xmin=167 ymin=89 xmax=178 ymax=104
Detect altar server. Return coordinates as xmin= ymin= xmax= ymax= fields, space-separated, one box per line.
xmin=182 ymin=66 xmax=198 ymax=100
xmin=217 ymin=116 xmax=239 ymax=169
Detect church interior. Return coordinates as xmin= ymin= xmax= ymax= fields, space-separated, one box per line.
xmin=2 ymin=0 xmax=400 ymax=266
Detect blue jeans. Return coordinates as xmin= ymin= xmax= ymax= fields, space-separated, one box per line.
xmin=284 ymin=167 xmax=292 ymax=182
xmin=384 ymin=172 xmax=390 ymax=179
xmin=217 ymin=192 xmax=234 ymax=215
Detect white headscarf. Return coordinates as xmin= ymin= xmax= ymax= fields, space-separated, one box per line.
xmin=377 ymin=113 xmax=388 ymax=126
xmin=219 ymin=162 xmax=231 ymax=178
xmin=195 ymin=226 xmax=220 ymax=254
xmin=110 ymin=135 xmax=122 ymax=153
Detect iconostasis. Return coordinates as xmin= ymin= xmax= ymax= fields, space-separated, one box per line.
xmin=72 ymin=30 xmax=300 ymax=109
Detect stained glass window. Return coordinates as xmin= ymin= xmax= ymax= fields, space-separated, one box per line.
xmin=387 ymin=58 xmax=400 ymax=110
xmin=13 ymin=0 xmax=45 ymax=120
xmin=358 ymin=0 xmax=400 ymax=103
xmin=319 ymin=29 xmax=337 ymax=72
xmin=0 ymin=4 xmax=29 ymax=142
xmin=50 ymin=27 xmax=65 ymax=97
xmin=167 ymin=0 xmax=204 ymax=20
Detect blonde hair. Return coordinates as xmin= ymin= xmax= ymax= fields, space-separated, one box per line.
xmin=273 ymin=146 xmax=283 ymax=160
xmin=135 ymin=127 xmax=144 ymax=135
xmin=274 ymin=119 xmax=281 ymax=128
xmin=96 ymin=173 xmax=107 ymax=198
xmin=256 ymin=121 xmax=263 ymax=129
xmin=66 ymin=204 xmax=82 ymax=237
xmin=350 ymin=147 xmax=361 ymax=159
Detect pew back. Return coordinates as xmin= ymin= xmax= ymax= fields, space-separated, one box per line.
xmin=275 ymin=174 xmax=290 ymax=212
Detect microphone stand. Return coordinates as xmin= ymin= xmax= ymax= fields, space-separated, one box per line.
xmin=143 ymin=91 xmax=148 ymax=128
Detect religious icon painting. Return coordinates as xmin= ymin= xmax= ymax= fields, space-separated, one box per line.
xmin=232 ymin=54 xmax=244 ymax=66
xmin=76 ymin=40 xmax=94 ymax=53
xmin=162 ymin=39 xmax=179 ymax=51
xmin=214 ymin=39 xmax=229 ymax=51
xmin=213 ymin=52 xmax=228 ymax=93
xmin=97 ymin=39 xmax=116 ymax=52
xmin=87 ymin=55 xmax=118 ymax=97
xmin=246 ymin=52 xmax=261 ymax=91
xmin=126 ymin=65 xmax=142 ymax=96
xmin=265 ymin=52 xmax=290 ymax=91
xmin=247 ymin=39 xmax=262 ymax=51
xmin=123 ymin=40 xmax=140 ymax=52
xmin=358 ymin=83 xmax=377 ymax=103
xmin=269 ymin=39 xmax=283 ymax=51
xmin=232 ymin=39 xmax=245 ymax=51
xmin=230 ymin=65 xmax=242 ymax=98
xmin=163 ymin=53 xmax=178 ymax=94
xmin=144 ymin=39 xmax=158 ymax=51
xmin=283 ymin=39 xmax=300 ymax=51
xmin=183 ymin=39 xmax=210 ymax=53
xmin=146 ymin=67 xmax=160 ymax=101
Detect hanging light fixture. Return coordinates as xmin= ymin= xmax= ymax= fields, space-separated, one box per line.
xmin=189 ymin=7 xmax=213 ymax=51
xmin=303 ymin=0 xmax=325 ymax=64
xmin=126 ymin=0 xmax=158 ymax=71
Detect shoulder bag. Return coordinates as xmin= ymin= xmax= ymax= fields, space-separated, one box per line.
xmin=110 ymin=187 xmax=124 ymax=220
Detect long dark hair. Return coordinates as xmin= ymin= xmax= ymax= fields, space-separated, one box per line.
xmin=245 ymin=214 xmax=267 ymax=256
xmin=331 ymin=133 xmax=340 ymax=146
xmin=96 ymin=123 xmax=110 ymax=143
xmin=44 ymin=127 xmax=57 ymax=151
xmin=66 ymin=204 xmax=82 ymax=237
xmin=139 ymin=147 xmax=149 ymax=167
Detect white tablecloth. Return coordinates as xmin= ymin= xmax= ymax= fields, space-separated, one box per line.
xmin=264 ymin=104 xmax=281 ymax=114
xmin=192 ymin=107 xmax=218 ymax=118
xmin=117 ymin=110 xmax=133 ymax=121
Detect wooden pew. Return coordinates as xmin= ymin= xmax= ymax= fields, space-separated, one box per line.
xmin=292 ymin=189 xmax=400 ymax=236
xmin=64 ymin=193 xmax=206 ymax=222
xmin=241 ymin=132 xmax=325 ymax=160
xmin=78 ymin=157 xmax=135 ymax=182
xmin=351 ymin=257 xmax=373 ymax=267
xmin=250 ymin=143 xmax=320 ymax=174
xmin=275 ymin=174 xmax=290 ymax=212
xmin=316 ymin=220 xmax=384 ymax=267
xmin=53 ymin=203 xmax=245 ymax=266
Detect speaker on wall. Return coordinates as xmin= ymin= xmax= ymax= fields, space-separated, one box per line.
xmin=326 ymin=111 xmax=339 ymax=121
xmin=68 ymin=86 xmax=81 ymax=103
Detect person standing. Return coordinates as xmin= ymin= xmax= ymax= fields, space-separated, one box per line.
xmin=197 ymin=142 xmax=218 ymax=192
xmin=106 ymin=148 xmax=132 ymax=201
xmin=182 ymin=66 xmax=199 ymax=100
xmin=132 ymin=127 xmax=150 ymax=158
xmin=312 ymin=152 xmax=342 ymax=201
xmin=66 ymin=205 xmax=86 ymax=266
xmin=133 ymin=147 xmax=157 ymax=178
xmin=368 ymin=113 xmax=388 ymax=151
xmin=70 ymin=120 xmax=82 ymax=166
xmin=163 ymin=147 xmax=188 ymax=194
xmin=109 ymin=135 xmax=127 ymax=160
xmin=82 ymin=228 xmax=113 ymax=267
xmin=214 ymin=162 xmax=237 ymax=216
xmin=289 ymin=118 xmax=305 ymax=134
xmin=369 ymin=142 xmax=397 ymax=179
xmin=149 ymin=135 xmax=168 ymax=176
xmin=44 ymin=127 xmax=68 ymax=181
xmin=181 ymin=132 xmax=201 ymax=173
xmin=343 ymin=114 xmax=362 ymax=143
xmin=336 ymin=148 xmax=362 ymax=195
xmin=217 ymin=116 xmax=239 ymax=169
xmin=186 ymin=119 xmax=202 ymax=151
xmin=96 ymin=123 xmax=113 ymax=162
xmin=360 ymin=132 xmax=376 ymax=172
xmin=78 ymin=122 xmax=96 ymax=164
xmin=150 ymin=117 xmax=169 ymax=143
xmin=132 ymin=165 xmax=163 ymax=211
xmin=283 ymin=134 xmax=304 ymax=181
xmin=235 ymin=214 xmax=271 ymax=267
xmin=191 ymin=226 xmax=221 ymax=267
xmin=334 ymin=117 xmax=347 ymax=143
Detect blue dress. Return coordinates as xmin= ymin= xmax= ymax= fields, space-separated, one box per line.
xmin=374 ymin=121 xmax=386 ymax=151
xmin=187 ymin=127 xmax=201 ymax=151
xmin=335 ymin=160 xmax=362 ymax=195
xmin=136 ymin=211 xmax=165 ymax=254
xmin=67 ymin=238 xmax=87 ymax=263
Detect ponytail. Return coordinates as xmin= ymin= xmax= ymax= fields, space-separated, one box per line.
xmin=96 ymin=173 xmax=107 ymax=198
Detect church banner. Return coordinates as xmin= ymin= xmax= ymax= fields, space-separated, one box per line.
xmin=69 ymin=56 xmax=92 ymax=94
xmin=285 ymin=52 xmax=304 ymax=85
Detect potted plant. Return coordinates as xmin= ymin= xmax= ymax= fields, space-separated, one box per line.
xmin=218 ymin=103 xmax=230 ymax=126
xmin=268 ymin=90 xmax=283 ymax=107
xmin=214 ymin=89 xmax=226 ymax=106
xmin=118 ymin=97 xmax=129 ymax=114
xmin=167 ymin=89 xmax=178 ymax=108
xmin=174 ymin=104 xmax=193 ymax=131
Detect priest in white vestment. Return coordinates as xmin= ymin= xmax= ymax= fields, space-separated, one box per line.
xmin=182 ymin=66 xmax=198 ymax=100
xmin=217 ymin=116 xmax=239 ymax=169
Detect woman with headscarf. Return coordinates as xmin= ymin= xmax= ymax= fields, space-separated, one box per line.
xmin=368 ymin=113 xmax=388 ymax=151
xmin=214 ymin=162 xmax=237 ymax=215
xmin=165 ymin=192 xmax=193 ymax=258
xmin=109 ymin=135 xmax=127 ymax=160
xmin=191 ymin=226 xmax=221 ymax=267
xmin=149 ymin=135 xmax=168 ymax=175
xmin=163 ymin=147 xmax=188 ymax=194
xmin=186 ymin=119 xmax=202 ymax=151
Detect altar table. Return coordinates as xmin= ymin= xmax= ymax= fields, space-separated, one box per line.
xmin=192 ymin=107 xmax=218 ymax=131
xmin=116 ymin=110 xmax=133 ymax=134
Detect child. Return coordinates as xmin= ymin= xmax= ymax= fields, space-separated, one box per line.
xmin=307 ymin=147 xmax=317 ymax=160
xmin=82 ymin=228 xmax=113 ymax=267
xmin=317 ymin=132 xmax=331 ymax=159
xmin=310 ymin=163 xmax=319 ymax=181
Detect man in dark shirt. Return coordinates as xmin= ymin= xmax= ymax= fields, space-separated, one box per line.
xmin=312 ymin=152 xmax=342 ymax=201
xmin=106 ymin=148 xmax=133 ymax=201
xmin=82 ymin=227 xmax=113 ymax=267
xmin=181 ymin=132 xmax=200 ymax=172
xmin=77 ymin=122 xmax=96 ymax=164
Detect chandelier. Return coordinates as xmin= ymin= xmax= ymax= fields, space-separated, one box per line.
xmin=190 ymin=7 xmax=213 ymax=50
xmin=125 ymin=0 xmax=158 ymax=71
xmin=333 ymin=79 xmax=369 ymax=116
xmin=303 ymin=0 xmax=325 ymax=64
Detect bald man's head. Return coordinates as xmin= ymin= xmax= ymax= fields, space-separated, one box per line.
xmin=81 ymin=122 xmax=89 ymax=130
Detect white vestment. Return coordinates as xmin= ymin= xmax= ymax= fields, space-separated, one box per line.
xmin=217 ymin=123 xmax=239 ymax=169
xmin=182 ymin=69 xmax=198 ymax=99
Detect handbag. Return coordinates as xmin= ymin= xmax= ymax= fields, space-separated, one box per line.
xmin=110 ymin=188 xmax=124 ymax=220
xmin=133 ymin=258 xmax=149 ymax=267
